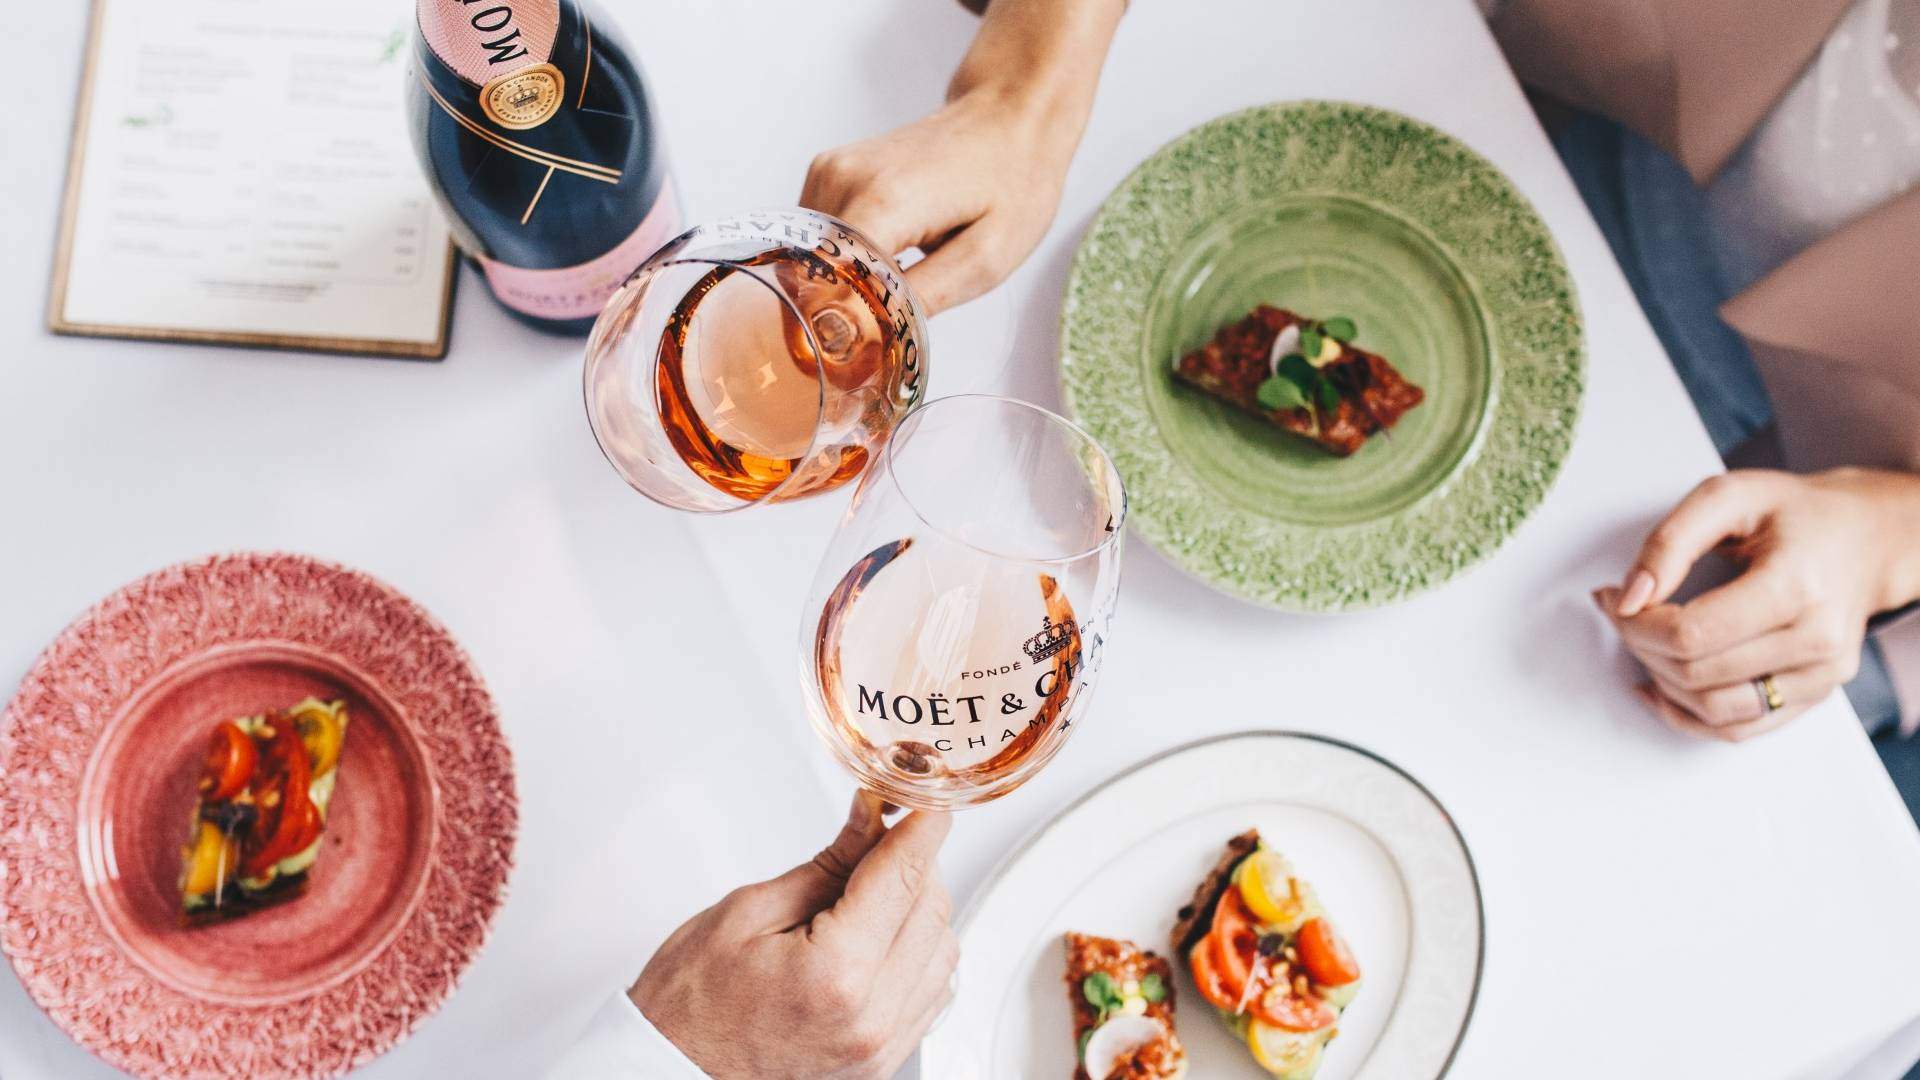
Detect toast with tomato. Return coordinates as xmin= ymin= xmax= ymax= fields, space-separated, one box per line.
xmin=1065 ymin=932 xmax=1187 ymax=1080
xmin=178 ymin=699 xmax=349 ymax=924
xmin=1172 ymin=831 xmax=1361 ymax=1079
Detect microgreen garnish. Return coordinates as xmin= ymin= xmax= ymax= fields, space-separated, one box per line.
xmin=1258 ymin=316 xmax=1358 ymax=419
xmin=1259 ymin=350 xmax=1346 ymax=420
xmin=1299 ymin=326 xmax=1324 ymax=360
xmin=1278 ymin=352 xmax=1318 ymax=385
xmin=1256 ymin=374 xmax=1308 ymax=412
xmin=1081 ymin=969 xmax=1157 ymax=1033
xmin=1083 ymin=972 xmax=1120 ymax=1010
xmin=1078 ymin=1026 xmax=1094 ymax=1061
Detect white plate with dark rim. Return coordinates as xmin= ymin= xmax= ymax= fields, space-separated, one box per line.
xmin=922 ymin=732 xmax=1482 ymax=1079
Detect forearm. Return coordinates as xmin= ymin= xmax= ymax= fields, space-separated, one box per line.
xmin=948 ymin=0 xmax=1123 ymax=147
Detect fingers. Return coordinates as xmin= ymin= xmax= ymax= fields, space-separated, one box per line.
xmin=885 ymin=871 xmax=953 ymax=962
xmin=802 ymin=150 xmax=983 ymax=260
xmin=864 ymin=876 xmax=958 ymax=1065
xmin=1628 ymin=620 xmax=1812 ymax=691
xmin=875 ymin=876 xmax=956 ymax=1003
xmin=1647 ymin=661 xmax=1844 ymax=729
xmin=1636 ymin=682 xmax=1806 ymax=743
xmin=813 ymin=810 xmax=953 ymax=967
xmin=798 ymin=815 xmax=955 ymax=1080
xmin=809 ymin=171 xmax=1001 ymax=314
xmin=832 ymin=190 xmax=945 ymax=262
xmin=874 ymin=958 xmax=958 ymax=1078
xmin=870 ymin=895 xmax=959 ymax=1080
xmin=718 ymin=791 xmax=890 ymax=934
xmin=1617 ymin=474 xmax=1781 ymax=617
xmin=1596 ymin=574 xmax=1799 ymax=662
xmin=812 ymin=790 xmax=892 ymax=884
xmin=798 ymin=152 xmax=842 ymax=220
xmin=904 ymin=219 xmax=1016 ymax=315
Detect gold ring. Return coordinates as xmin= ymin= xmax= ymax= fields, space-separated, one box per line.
xmin=1755 ymin=674 xmax=1785 ymax=713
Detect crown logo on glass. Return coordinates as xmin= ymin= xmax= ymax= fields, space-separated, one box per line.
xmin=1022 ymin=615 xmax=1078 ymax=663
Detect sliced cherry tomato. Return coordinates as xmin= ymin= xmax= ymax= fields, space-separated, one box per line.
xmin=259 ymin=788 xmax=322 ymax=867
xmin=270 ymin=715 xmax=311 ymax=800
xmin=242 ymin=785 xmax=310 ymax=877
xmin=1188 ymin=938 xmax=1239 ymax=1012
xmin=242 ymin=792 xmax=307 ymax=877
xmin=1256 ymin=983 xmax=1337 ymax=1032
xmin=270 ymin=795 xmax=321 ymax=864
xmin=1209 ymin=886 xmax=1262 ymax=998
xmin=199 ymin=722 xmax=257 ymax=802
xmin=241 ymin=719 xmax=312 ymax=877
xmin=1297 ymin=917 xmax=1361 ymax=987
xmin=290 ymin=793 xmax=323 ymax=852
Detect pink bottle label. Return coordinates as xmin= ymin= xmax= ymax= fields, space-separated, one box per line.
xmin=417 ymin=0 xmax=561 ymax=84
xmin=474 ymin=179 xmax=683 ymax=322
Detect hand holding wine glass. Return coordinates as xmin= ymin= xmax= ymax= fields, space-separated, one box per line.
xmin=628 ymin=794 xmax=957 ymax=1080
xmin=799 ymin=0 xmax=1124 ymax=314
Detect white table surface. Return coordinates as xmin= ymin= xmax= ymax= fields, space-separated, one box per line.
xmin=6 ymin=1 xmax=1920 ymax=1078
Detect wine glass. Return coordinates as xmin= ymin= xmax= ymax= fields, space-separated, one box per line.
xmin=582 ymin=209 xmax=930 ymax=512
xmin=799 ymin=394 xmax=1127 ymax=811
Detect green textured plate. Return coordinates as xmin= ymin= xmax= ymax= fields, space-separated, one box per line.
xmin=1061 ymin=101 xmax=1583 ymax=610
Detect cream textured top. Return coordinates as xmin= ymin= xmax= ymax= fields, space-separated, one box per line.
xmin=1708 ymin=0 xmax=1920 ymax=289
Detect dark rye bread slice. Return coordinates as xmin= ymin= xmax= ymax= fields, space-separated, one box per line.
xmin=1171 ymin=829 xmax=1260 ymax=958
xmin=181 ymin=868 xmax=311 ymax=927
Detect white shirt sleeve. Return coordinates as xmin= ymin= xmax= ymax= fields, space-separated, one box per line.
xmin=545 ymin=991 xmax=710 ymax=1079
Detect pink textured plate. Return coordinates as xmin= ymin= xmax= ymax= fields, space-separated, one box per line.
xmin=0 ymin=553 xmax=517 ymax=1078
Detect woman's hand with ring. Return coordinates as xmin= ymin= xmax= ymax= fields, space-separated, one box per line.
xmin=1596 ymin=468 xmax=1920 ymax=741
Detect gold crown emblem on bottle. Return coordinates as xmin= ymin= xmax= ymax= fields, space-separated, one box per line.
xmin=479 ymin=63 xmax=565 ymax=131
xmin=1022 ymin=615 xmax=1078 ymax=662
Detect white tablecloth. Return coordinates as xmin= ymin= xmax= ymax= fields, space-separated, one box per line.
xmin=5 ymin=1 xmax=1920 ymax=1078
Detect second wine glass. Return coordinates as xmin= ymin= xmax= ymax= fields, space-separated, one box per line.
xmin=799 ymin=394 xmax=1127 ymax=811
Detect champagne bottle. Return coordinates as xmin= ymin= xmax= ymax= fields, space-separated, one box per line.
xmin=407 ymin=0 xmax=679 ymax=334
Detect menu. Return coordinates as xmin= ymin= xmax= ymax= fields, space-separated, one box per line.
xmin=49 ymin=0 xmax=457 ymax=359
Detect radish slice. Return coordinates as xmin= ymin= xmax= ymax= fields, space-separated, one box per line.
xmin=1083 ymin=1014 xmax=1165 ymax=1080
xmin=1267 ymin=324 xmax=1302 ymax=378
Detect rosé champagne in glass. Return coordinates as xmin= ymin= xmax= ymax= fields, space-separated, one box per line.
xmin=800 ymin=395 xmax=1127 ymax=811
xmin=583 ymin=210 xmax=929 ymax=512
